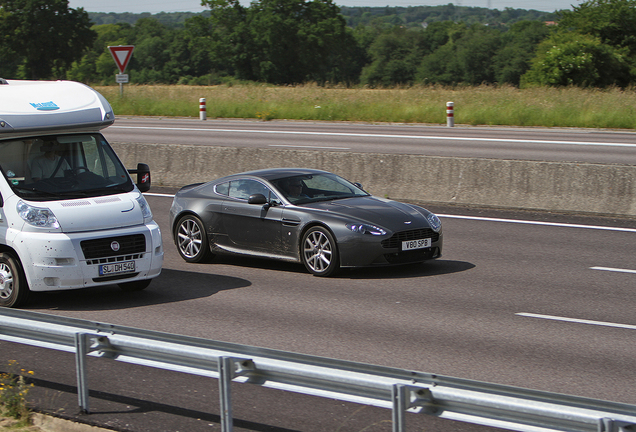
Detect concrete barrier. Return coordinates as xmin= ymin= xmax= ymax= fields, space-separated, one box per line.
xmin=112 ymin=142 xmax=636 ymax=218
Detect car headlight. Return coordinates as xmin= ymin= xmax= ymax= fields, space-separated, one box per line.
xmin=427 ymin=213 xmax=442 ymax=232
xmin=136 ymin=193 xmax=153 ymax=222
xmin=17 ymin=200 xmax=60 ymax=229
xmin=346 ymin=223 xmax=387 ymax=236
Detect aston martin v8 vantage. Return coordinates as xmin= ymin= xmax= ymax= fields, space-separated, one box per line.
xmin=169 ymin=168 xmax=442 ymax=276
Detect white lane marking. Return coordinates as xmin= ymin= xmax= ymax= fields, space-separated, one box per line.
xmin=112 ymin=126 xmax=636 ymax=148
xmin=269 ymin=144 xmax=351 ymax=150
xmin=437 ymin=214 xmax=636 ymax=233
xmin=517 ymin=312 xmax=636 ymax=330
xmin=590 ymin=266 xmax=636 ymax=274
xmin=144 ymin=193 xmax=175 ymax=198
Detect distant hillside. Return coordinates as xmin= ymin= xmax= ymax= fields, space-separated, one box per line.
xmin=88 ymin=5 xmax=558 ymax=28
xmin=340 ymin=5 xmax=559 ymax=27
xmin=88 ymin=11 xmax=210 ymax=27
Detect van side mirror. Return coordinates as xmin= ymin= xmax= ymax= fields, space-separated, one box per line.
xmin=128 ymin=163 xmax=151 ymax=192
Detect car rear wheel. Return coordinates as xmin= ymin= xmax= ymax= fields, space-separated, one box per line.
xmin=175 ymin=215 xmax=214 ymax=263
xmin=0 ymin=252 xmax=29 ymax=308
xmin=301 ymin=226 xmax=340 ymax=277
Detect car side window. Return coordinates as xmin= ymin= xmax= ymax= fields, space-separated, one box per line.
xmin=215 ymin=182 xmax=229 ymax=196
xmin=228 ymin=179 xmax=272 ymax=200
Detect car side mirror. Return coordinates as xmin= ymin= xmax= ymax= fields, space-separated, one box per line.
xmin=128 ymin=163 xmax=151 ymax=192
xmin=248 ymin=193 xmax=268 ymax=205
xmin=354 ymin=182 xmax=364 ymax=190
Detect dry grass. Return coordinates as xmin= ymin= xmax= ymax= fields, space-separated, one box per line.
xmin=94 ymin=84 xmax=636 ymax=129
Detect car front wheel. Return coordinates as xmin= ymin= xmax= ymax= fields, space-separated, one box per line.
xmin=175 ymin=215 xmax=214 ymax=263
xmin=301 ymin=226 xmax=340 ymax=277
xmin=0 ymin=252 xmax=29 ymax=308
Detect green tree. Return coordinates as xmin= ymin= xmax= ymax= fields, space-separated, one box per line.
xmin=492 ymin=20 xmax=551 ymax=85
xmin=202 ymin=0 xmax=361 ymax=84
xmin=0 ymin=7 xmax=19 ymax=78
xmin=360 ymin=27 xmax=425 ymax=86
xmin=417 ymin=23 xmax=501 ymax=85
xmin=66 ymin=23 xmax=132 ymax=83
xmin=0 ymin=0 xmax=95 ymax=79
xmin=521 ymin=32 xmax=631 ymax=87
xmin=559 ymin=0 xmax=636 ymax=54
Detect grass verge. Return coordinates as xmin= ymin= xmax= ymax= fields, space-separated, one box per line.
xmin=94 ymin=83 xmax=636 ymax=129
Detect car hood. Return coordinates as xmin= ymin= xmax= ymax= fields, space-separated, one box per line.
xmin=304 ymin=196 xmax=431 ymax=232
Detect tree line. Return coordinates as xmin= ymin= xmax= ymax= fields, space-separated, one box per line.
xmin=1 ymin=0 xmax=635 ymax=88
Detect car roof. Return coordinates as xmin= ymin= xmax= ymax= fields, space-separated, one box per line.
xmin=218 ymin=168 xmax=329 ymax=182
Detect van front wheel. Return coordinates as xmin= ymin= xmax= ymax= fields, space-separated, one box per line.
xmin=0 ymin=252 xmax=29 ymax=308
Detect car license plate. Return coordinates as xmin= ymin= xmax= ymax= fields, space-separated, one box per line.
xmin=99 ymin=261 xmax=135 ymax=276
xmin=402 ymin=238 xmax=431 ymax=251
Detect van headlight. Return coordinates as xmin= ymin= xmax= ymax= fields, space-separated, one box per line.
xmin=17 ymin=200 xmax=60 ymax=229
xmin=136 ymin=193 xmax=153 ymax=222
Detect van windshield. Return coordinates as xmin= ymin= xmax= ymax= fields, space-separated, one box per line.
xmin=0 ymin=134 xmax=134 ymax=201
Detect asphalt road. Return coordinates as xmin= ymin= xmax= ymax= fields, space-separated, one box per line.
xmin=2 ymin=121 xmax=636 ymax=431
xmin=104 ymin=117 xmax=636 ymax=164
xmin=2 ymin=191 xmax=636 ymax=432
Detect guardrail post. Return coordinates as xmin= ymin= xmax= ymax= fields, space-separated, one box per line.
xmin=600 ymin=418 xmax=636 ymax=432
xmin=392 ymin=384 xmax=407 ymax=432
xmin=219 ymin=356 xmax=234 ymax=432
xmin=74 ymin=333 xmax=90 ymax=413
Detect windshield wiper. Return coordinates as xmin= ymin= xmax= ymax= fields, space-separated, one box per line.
xmin=11 ymin=186 xmax=59 ymax=197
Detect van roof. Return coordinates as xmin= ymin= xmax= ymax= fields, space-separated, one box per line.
xmin=0 ymin=80 xmax=115 ymax=139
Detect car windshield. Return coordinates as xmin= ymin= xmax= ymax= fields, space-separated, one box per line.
xmin=0 ymin=134 xmax=134 ymax=201
xmin=272 ymin=172 xmax=369 ymax=204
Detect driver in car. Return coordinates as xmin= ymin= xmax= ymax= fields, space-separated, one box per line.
xmin=30 ymin=141 xmax=70 ymax=181
xmin=281 ymin=178 xmax=309 ymax=201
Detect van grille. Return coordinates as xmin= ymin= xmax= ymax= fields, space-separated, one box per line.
xmin=381 ymin=228 xmax=439 ymax=249
xmin=80 ymin=234 xmax=146 ymax=260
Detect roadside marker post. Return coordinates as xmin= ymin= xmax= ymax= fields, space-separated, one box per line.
xmin=447 ymin=101 xmax=454 ymax=127
xmin=200 ymin=98 xmax=207 ymax=120
xmin=108 ymin=45 xmax=135 ymax=96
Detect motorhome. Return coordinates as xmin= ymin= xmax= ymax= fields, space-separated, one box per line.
xmin=0 ymin=79 xmax=163 ymax=307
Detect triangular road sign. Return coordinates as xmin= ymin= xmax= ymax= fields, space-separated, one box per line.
xmin=108 ymin=45 xmax=135 ymax=74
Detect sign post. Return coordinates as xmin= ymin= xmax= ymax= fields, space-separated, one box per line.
xmin=108 ymin=45 xmax=135 ymax=96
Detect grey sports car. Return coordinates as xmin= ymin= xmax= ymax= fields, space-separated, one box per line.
xmin=169 ymin=168 xmax=443 ymax=276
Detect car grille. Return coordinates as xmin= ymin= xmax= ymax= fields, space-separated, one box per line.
xmin=80 ymin=234 xmax=146 ymax=264
xmin=384 ymin=247 xmax=440 ymax=264
xmin=381 ymin=228 xmax=440 ymax=249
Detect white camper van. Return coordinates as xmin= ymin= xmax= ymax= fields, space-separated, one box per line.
xmin=0 ymin=79 xmax=163 ymax=307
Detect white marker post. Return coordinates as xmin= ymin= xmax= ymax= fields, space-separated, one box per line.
xmin=199 ymin=98 xmax=207 ymax=120
xmin=446 ymin=101 xmax=454 ymax=127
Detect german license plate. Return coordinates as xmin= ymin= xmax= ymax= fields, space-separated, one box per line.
xmin=402 ymin=238 xmax=431 ymax=251
xmin=99 ymin=261 xmax=135 ymax=276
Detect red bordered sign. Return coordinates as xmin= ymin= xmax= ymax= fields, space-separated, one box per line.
xmin=108 ymin=45 xmax=135 ymax=74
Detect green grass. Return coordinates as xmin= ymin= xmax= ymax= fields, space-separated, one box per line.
xmin=94 ymin=83 xmax=636 ymax=129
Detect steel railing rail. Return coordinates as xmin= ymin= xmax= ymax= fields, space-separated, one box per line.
xmin=0 ymin=308 xmax=635 ymax=432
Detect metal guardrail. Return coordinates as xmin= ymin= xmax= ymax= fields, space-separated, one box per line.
xmin=1 ymin=308 xmax=635 ymax=432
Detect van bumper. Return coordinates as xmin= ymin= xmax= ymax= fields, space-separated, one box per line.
xmin=11 ymin=222 xmax=163 ymax=292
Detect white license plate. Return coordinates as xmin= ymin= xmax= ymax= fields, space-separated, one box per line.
xmin=99 ymin=261 xmax=135 ymax=276
xmin=402 ymin=238 xmax=431 ymax=251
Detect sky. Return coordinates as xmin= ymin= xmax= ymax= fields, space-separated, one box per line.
xmin=67 ymin=0 xmax=582 ymax=14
